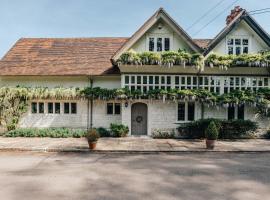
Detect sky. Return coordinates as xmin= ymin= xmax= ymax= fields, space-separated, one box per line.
xmin=0 ymin=0 xmax=270 ymax=58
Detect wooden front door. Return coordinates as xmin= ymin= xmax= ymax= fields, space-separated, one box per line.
xmin=131 ymin=103 xmax=147 ymax=135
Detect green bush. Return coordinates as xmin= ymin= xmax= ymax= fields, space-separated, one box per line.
xmin=85 ymin=129 xmax=99 ymax=142
xmin=110 ymin=123 xmax=129 ymax=137
xmin=151 ymin=129 xmax=175 ymax=139
xmin=4 ymin=128 xmax=86 ymax=138
xmin=178 ymin=119 xmax=258 ymax=139
xmin=263 ymin=130 xmax=270 ymax=139
xmin=96 ymin=127 xmax=111 ymax=137
xmin=205 ymin=121 xmax=219 ymax=140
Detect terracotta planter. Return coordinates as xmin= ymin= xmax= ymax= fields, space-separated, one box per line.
xmin=206 ymin=139 xmax=216 ymax=149
xmin=88 ymin=141 xmax=97 ymax=150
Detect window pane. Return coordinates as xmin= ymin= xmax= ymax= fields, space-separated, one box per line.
xmin=178 ymin=103 xmax=185 ymax=121
xmin=199 ymin=77 xmax=203 ymax=85
xmin=131 ymin=76 xmax=135 ymax=84
xmin=228 ymin=106 xmax=235 ymax=120
xmin=157 ymin=38 xmax=162 ymax=52
xmin=167 ymin=76 xmax=171 ymax=84
xmin=242 ymin=39 xmax=249 ymax=45
xmin=187 ymin=77 xmax=191 ymax=85
xmin=149 ymin=38 xmax=154 ymax=51
xmin=55 ymin=103 xmax=60 ymax=114
xmin=193 ymin=77 xmax=197 ymax=85
xmin=143 ymin=76 xmax=147 ymax=84
xmin=155 ymin=76 xmax=159 ymax=84
xmin=115 ymin=103 xmax=121 ymax=115
xmin=175 ymin=76 xmax=179 ymax=85
xmin=228 ymin=46 xmax=234 ymax=55
xmin=188 ymin=102 xmax=195 ymax=121
xmin=161 ymin=76 xmax=165 ymax=84
xmin=64 ymin=103 xmax=70 ymax=114
xmin=48 ymin=102 xmax=53 ymax=114
xmin=236 ymin=47 xmax=241 ymax=55
xmin=107 ymin=103 xmax=113 ymax=115
xmin=31 ymin=102 xmax=37 ymax=114
xmin=227 ymin=38 xmax=234 ymax=45
xmin=137 ymin=76 xmax=141 ymax=84
xmin=71 ymin=103 xmax=77 ymax=114
xmin=243 ymin=47 xmax=248 ymax=54
xmin=39 ymin=103 xmax=44 ymax=114
xmin=181 ymin=77 xmax=186 ymax=85
xmin=149 ymin=76 xmax=153 ymax=84
xmin=204 ymin=77 xmax=209 ymax=85
xmin=238 ymin=104 xmax=244 ymax=120
xmin=264 ymin=78 xmax=269 ymax=86
xmin=125 ymin=76 xmax=129 ymax=84
xmin=235 ymin=39 xmax=241 ymax=45
xmin=164 ymin=38 xmax=170 ymax=51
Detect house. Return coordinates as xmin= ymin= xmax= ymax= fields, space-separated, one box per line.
xmin=0 ymin=6 xmax=270 ymax=135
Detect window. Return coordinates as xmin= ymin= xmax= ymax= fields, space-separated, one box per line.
xmin=31 ymin=102 xmax=37 ymax=114
xmin=39 ymin=103 xmax=44 ymax=114
xmin=149 ymin=38 xmax=154 ymax=51
xmin=164 ymin=38 xmax=170 ymax=51
xmin=157 ymin=38 xmax=162 ymax=52
xmin=107 ymin=103 xmax=114 ymax=115
xmin=64 ymin=103 xmax=70 ymax=114
xmin=48 ymin=102 xmax=54 ymax=114
xmin=177 ymin=103 xmax=185 ymax=121
xmin=115 ymin=103 xmax=121 ymax=115
xmin=55 ymin=103 xmax=60 ymax=114
xmin=228 ymin=105 xmax=235 ymax=120
xmin=228 ymin=105 xmax=245 ymax=120
xmin=227 ymin=38 xmax=249 ymax=55
xmin=238 ymin=104 xmax=245 ymax=120
xmin=188 ymin=102 xmax=195 ymax=121
xmin=107 ymin=103 xmax=121 ymax=115
xmin=71 ymin=103 xmax=77 ymax=114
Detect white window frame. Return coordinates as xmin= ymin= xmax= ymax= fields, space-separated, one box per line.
xmin=226 ymin=36 xmax=250 ymax=55
xmin=146 ymin=34 xmax=173 ymax=52
xmin=176 ymin=101 xmax=196 ymax=122
xmin=106 ymin=102 xmax=121 ymax=115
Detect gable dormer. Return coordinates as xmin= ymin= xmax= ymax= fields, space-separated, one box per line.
xmin=112 ymin=8 xmax=202 ymax=61
xmin=204 ymin=7 xmax=270 ymax=56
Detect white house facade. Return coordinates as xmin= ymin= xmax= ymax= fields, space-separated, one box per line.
xmin=0 ymin=6 xmax=270 ymax=135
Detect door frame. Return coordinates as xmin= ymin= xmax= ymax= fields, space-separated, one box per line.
xmin=131 ymin=102 xmax=148 ymax=136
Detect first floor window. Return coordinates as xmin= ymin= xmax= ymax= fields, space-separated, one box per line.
xmin=39 ymin=103 xmax=44 ymax=114
xmin=31 ymin=102 xmax=37 ymax=114
xmin=71 ymin=103 xmax=77 ymax=114
xmin=107 ymin=103 xmax=121 ymax=115
xmin=48 ymin=102 xmax=54 ymax=114
xmin=227 ymin=38 xmax=249 ymax=55
xmin=55 ymin=103 xmax=60 ymax=114
xmin=178 ymin=102 xmax=195 ymax=122
xmin=64 ymin=103 xmax=70 ymax=114
xmin=149 ymin=37 xmax=154 ymax=51
xmin=157 ymin=38 xmax=163 ymax=52
xmin=164 ymin=38 xmax=170 ymax=51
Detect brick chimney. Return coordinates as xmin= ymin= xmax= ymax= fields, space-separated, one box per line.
xmin=226 ymin=6 xmax=243 ymax=25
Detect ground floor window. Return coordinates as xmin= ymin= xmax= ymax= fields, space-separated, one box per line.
xmin=107 ymin=103 xmax=121 ymax=115
xmin=177 ymin=102 xmax=195 ymax=122
xmin=228 ymin=104 xmax=245 ymax=120
xmin=64 ymin=102 xmax=77 ymax=114
xmin=31 ymin=102 xmax=77 ymax=114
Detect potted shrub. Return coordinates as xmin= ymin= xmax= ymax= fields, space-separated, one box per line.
xmin=85 ymin=129 xmax=100 ymax=150
xmin=205 ymin=121 xmax=219 ymax=149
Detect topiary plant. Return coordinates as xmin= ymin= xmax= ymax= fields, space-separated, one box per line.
xmin=205 ymin=121 xmax=219 ymax=140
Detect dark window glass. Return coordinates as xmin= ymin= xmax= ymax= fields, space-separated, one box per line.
xmin=227 ymin=39 xmax=234 ymax=45
xmin=131 ymin=86 xmax=135 ymax=91
xmin=149 ymin=38 xmax=154 ymax=51
xmin=137 ymin=76 xmax=141 ymax=84
xmin=164 ymin=38 xmax=170 ymax=51
xmin=38 ymin=103 xmax=44 ymax=114
xmin=114 ymin=103 xmax=121 ymax=115
xmin=228 ymin=47 xmax=234 ymax=55
xmin=157 ymin=38 xmax=162 ymax=51
xmin=161 ymin=76 xmax=165 ymax=84
xmin=181 ymin=77 xmax=186 ymax=85
xmin=167 ymin=76 xmax=171 ymax=84
xmin=188 ymin=102 xmax=195 ymax=121
xmin=178 ymin=103 xmax=185 ymax=121
xmin=64 ymin=103 xmax=70 ymax=114
xmin=243 ymin=47 xmax=248 ymax=54
xmin=228 ymin=106 xmax=235 ymax=120
xmin=264 ymin=78 xmax=269 ymax=86
xmin=187 ymin=77 xmax=191 ymax=85
xmin=204 ymin=77 xmax=209 ymax=85
xmin=236 ymin=47 xmax=241 ymax=55
xmin=193 ymin=77 xmax=197 ymax=85
xmin=149 ymin=76 xmax=153 ymax=84
xmin=71 ymin=103 xmax=77 ymax=114
xmin=55 ymin=103 xmax=60 ymax=114
xmin=107 ymin=103 xmax=113 ymax=115
xmin=216 ymin=87 xmax=220 ymax=94
xmin=125 ymin=76 xmax=129 ymax=84
xmin=199 ymin=77 xmax=203 ymax=85
xmin=48 ymin=103 xmax=53 ymax=114
xmin=238 ymin=104 xmax=244 ymax=120
xmin=131 ymin=76 xmax=135 ymax=84
xmin=31 ymin=102 xmax=37 ymax=114
xmin=175 ymin=76 xmax=179 ymax=85
xmin=235 ymin=39 xmax=241 ymax=45
xmin=243 ymin=39 xmax=248 ymax=45
xmin=155 ymin=76 xmax=159 ymax=84
xmin=143 ymin=76 xmax=147 ymax=84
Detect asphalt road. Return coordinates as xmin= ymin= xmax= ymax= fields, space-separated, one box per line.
xmin=0 ymin=152 xmax=270 ymax=200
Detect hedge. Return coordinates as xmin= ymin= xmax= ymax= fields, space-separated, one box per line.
xmin=178 ymin=119 xmax=258 ymax=139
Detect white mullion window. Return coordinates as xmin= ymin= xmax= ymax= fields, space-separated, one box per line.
xmin=227 ymin=37 xmax=249 ymax=55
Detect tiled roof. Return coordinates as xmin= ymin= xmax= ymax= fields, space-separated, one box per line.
xmin=0 ymin=37 xmax=128 ymax=76
xmin=193 ymin=39 xmax=212 ymax=49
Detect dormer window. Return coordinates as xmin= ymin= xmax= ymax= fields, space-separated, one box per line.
xmin=148 ymin=37 xmax=171 ymax=52
xmin=227 ymin=38 xmax=249 ymax=55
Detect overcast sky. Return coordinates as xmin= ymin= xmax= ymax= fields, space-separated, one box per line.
xmin=0 ymin=0 xmax=270 ymax=58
